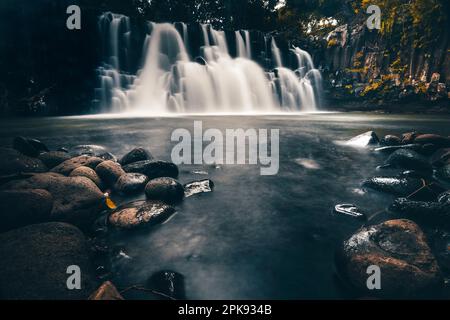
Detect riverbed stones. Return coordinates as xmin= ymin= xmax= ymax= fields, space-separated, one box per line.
xmin=0 ymin=222 xmax=97 ymax=299
xmin=123 ymin=160 xmax=179 ymax=179
xmin=436 ymin=164 xmax=450 ymax=182
xmin=95 ymin=160 xmax=125 ymax=186
xmin=381 ymin=135 xmax=401 ymax=146
xmin=120 ymin=147 xmax=153 ymax=166
xmin=67 ymin=145 xmax=116 ymax=161
xmin=38 ymin=151 xmax=71 ymax=169
xmin=363 ymin=176 xmax=424 ymax=197
xmin=114 ymin=173 xmax=148 ymax=195
xmin=145 ymin=177 xmax=184 ymax=204
xmin=2 ymin=172 xmax=104 ymax=229
xmin=51 ymin=155 xmax=104 ymax=175
xmin=70 ymin=166 xmax=104 ymax=189
xmin=0 ymin=147 xmax=47 ymax=175
xmin=108 ymin=200 xmax=175 ymax=229
xmin=89 ymin=281 xmax=124 ymax=300
xmin=431 ymin=148 xmax=450 ymax=167
xmin=414 ymin=134 xmax=450 ymax=148
xmin=0 ymin=189 xmax=53 ymax=232
xmin=401 ymin=132 xmax=419 ymax=144
xmin=390 ymin=198 xmax=450 ymax=226
xmin=184 ymin=179 xmax=214 ymax=198
xmin=383 ymin=149 xmax=431 ymax=172
xmin=336 ymin=219 xmax=442 ymax=298
xmin=346 ymin=131 xmax=379 ymax=147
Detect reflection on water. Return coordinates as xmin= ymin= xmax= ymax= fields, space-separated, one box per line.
xmin=0 ymin=113 xmax=449 ymax=299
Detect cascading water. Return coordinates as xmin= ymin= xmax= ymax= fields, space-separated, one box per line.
xmin=96 ymin=12 xmax=322 ymax=114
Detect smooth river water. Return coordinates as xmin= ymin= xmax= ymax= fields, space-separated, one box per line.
xmin=1 ymin=112 xmax=449 ymax=299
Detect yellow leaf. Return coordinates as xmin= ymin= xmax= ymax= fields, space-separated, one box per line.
xmin=106 ymin=197 xmax=117 ymax=210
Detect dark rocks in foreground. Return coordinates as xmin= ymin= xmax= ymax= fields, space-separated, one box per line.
xmin=391 ymin=197 xmax=450 ymax=227
xmin=123 ymin=160 xmax=179 ymax=179
xmin=0 ymin=222 xmax=97 ymax=299
xmin=108 ymin=200 xmax=175 ymax=230
xmin=38 ymin=151 xmax=71 ymax=169
xmin=51 ymin=155 xmax=104 ymax=176
xmin=114 ymin=173 xmax=149 ymax=195
xmin=0 ymin=147 xmax=47 ymax=176
xmin=0 ymin=189 xmax=53 ymax=232
xmin=120 ymin=147 xmax=153 ymax=166
xmin=383 ymin=149 xmax=432 ymax=173
xmin=2 ymin=172 xmax=104 ymax=229
xmin=145 ymin=177 xmax=185 ymax=205
xmin=336 ymin=219 xmax=442 ymax=298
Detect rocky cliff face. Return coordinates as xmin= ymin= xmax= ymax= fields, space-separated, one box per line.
xmin=320 ymin=19 xmax=450 ymax=111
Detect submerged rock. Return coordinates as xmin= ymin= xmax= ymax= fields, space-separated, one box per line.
xmin=0 ymin=147 xmax=47 ymax=175
xmin=0 ymin=189 xmax=53 ymax=232
xmin=89 ymin=281 xmax=124 ymax=300
xmin=69 ymin=144 xmax=112 ymax=159
xmin=120 ymin=147 xmax=153 ymax=166
xmin=145 ymin=177 xmax=184 ymax=205
xmin=431 ymin=148 xmax=450 ymax=167
xmin=2 ymin=172 xmax=104 ymax=229
xmin=114 ymin=173 xmax=149 ymax=195
xmin=383 ymin=149 xmax=432 ymax=172
xmin=436 ymin=164 xmax=450 ymax=182
xmin=123 ymin=160 xmax=179 ymax=179
xmin=95 ymin=160 xmax=125 ymax=186
xmin=148 ymin=270 xmax=185 ymax=300
xmin=69 ymin=166 xmax=104 ymax=189
xmin=38 ymin=151 xmax=71 ymax=169
xmin=51 ymin=155 xmax=104 ymax=176
xmin=108 ymin=200 xmax=175 ymax=229
xmin=336 ymin=219 xmax=442 ymax=298
xmin=391 ymin=198 xmax=450 ymax=226
xmin=0 ymin=222 xmax=97 ymax=299
xmin=12 ymin=136 xmax=44 ymax=157
xmin=346 ymin=131 xmax=379 ymax=147
xmin=184 ymin=179 xmax=214 ymax=198
xmin=333 ymin=204 xmax=366 ymax=220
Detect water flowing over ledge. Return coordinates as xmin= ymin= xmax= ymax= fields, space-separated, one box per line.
xmin=96 ymin=12 xmax=322 ymax=115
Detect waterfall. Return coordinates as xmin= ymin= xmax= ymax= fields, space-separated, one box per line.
xmin=96 ymin=12 xmax=322 ymax=114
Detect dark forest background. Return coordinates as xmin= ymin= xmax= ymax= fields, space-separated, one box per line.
xmin=0 ymin=0 xmax=448 ymax=116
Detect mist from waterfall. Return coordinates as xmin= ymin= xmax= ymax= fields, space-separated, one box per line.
xmin=96 ymin=12 xmax=322 ymax=114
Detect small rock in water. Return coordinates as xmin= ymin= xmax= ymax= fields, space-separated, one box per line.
xmin=123 ymin=160 xmax=179 ymax=179
xmin=363 ymin=176 xmax=424 ymax=197
xmin=383 ymin=149 xmax=432 ymax=172
xmin=333 ymin=204 xmax=366 ymax=220
xmin=114 ymin=173 xmax=149 ymax=195
xmin=401 ymin=132 xmax=419 ymax=145
xmin=346 ymin=131 xmax=379 ymax=147
xmin=184 ymin=179 xmax=214 ymax=198
xmin=108 ymin=200 xmax=175 ymax=229
xmin=148 ymin=270 xmax=185 ymax=300
xmin=145 ymin=177 xmax=184 ymax=205
xmin=381 ymin=135 xmax=401 ymax=146
xmin=120 ymin=147 xmax=153 ymax=166
xmin=336 ymin=219 xmax=442 ymax=298
xmin=295 ymin=158 xmax=320 ymax=169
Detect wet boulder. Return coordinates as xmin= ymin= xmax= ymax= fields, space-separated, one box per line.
xmin=346 ymin=131 xmax=379 ymax=147
xmin=430 ymin=148 xmax=450 ymax=167
xmin=390 ymin=198 xmax=450 ymax=226
xmin=51 ymin=155 xmax=104 ymax=176
xmin=95 ymin=160 xmax=125 ymax=186
xmin=401 ymin=132 xmax=419 ymax=145
xmin=145 ymin=177 xmax=184 ymax=205
xmin=123 ymin=160 xmax=179 ymax=179
xmin=414 ymin=134 xmax=450 ymax=148
xmin=0 ymin=222 xmax=97 ymax=299
xmin=381 ymin=135 xmax=401 ymax=146
xmin=147 ymin=270 xmax=185 ymax=300
xmin=38 ymin=151 xmax=71 ymax=169
xmin=120 ymin=147 xmax=153 ymax=166
xmin=89 ymin=281 xmax=124 ymax=300
xmin=114 ymin=173 xmax=148 ymax=195
xmin=0 ymin=147 xmax=47 ymax=176
xmin=2 ymin=173 xmax=104 ymax=229
xmin=70 ymin=166 xmax=104 ymax=190
xmin=336 ymin=219 xmax=442 ymax=298
xmin=383 ymin=149 xmax=431 ymax=172
xmin=108 ymin=200 xmax=175 ymax=229
xmin=69 ymin=144 xmax=114 ymax=161
xmin=184 ymin=179 xmax=214 ymax=198
xmin=0 ymin=189 xmax=53 ymax=232
xmin=363 ymin=176 xmax=423 ymax=197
